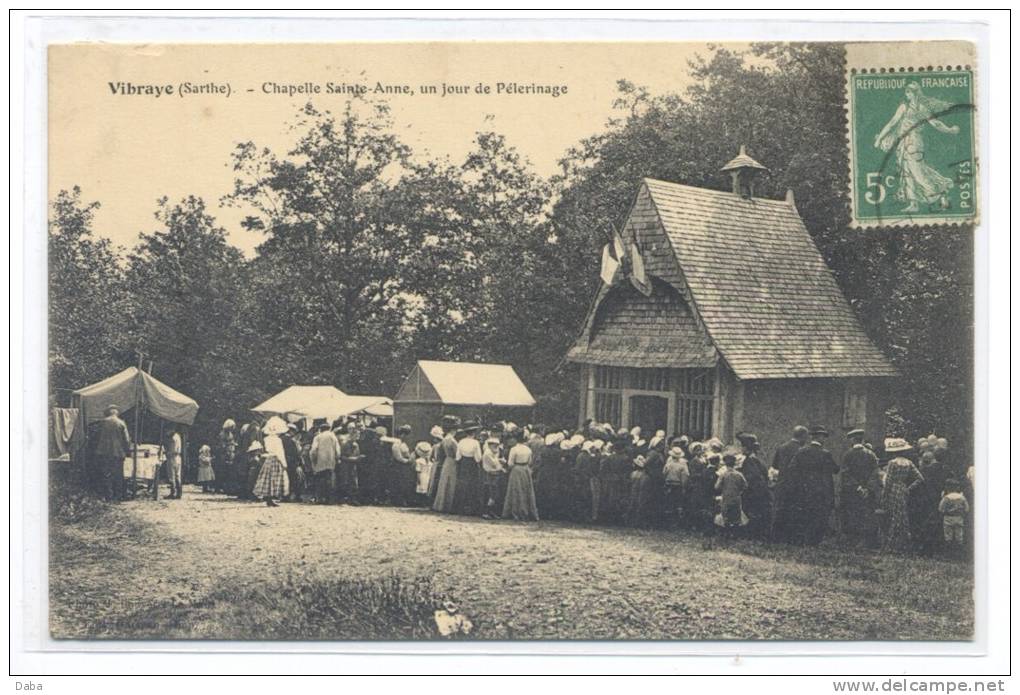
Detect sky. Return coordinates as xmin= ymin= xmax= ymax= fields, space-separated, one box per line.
xmin=49 ymin=42 xmax=736 ymax=255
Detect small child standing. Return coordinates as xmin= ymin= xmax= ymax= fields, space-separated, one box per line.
xmin=414 ymin=441 xmax=435 ymax=504
xmin=197 ymin=444 xmax=216 ymax=493
xmin=662 ymin=446 xmax=690 ymax=525
xmin=481 ymin=437 xmax=507 ymax=519
xmin=938 ymin=478 xmax=970 ymax=558
xmin=714 ymin=453 xmax=748 ymax=534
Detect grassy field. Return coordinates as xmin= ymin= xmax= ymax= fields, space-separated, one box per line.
xmin=49 ymin=487 xmax=974 ymax=641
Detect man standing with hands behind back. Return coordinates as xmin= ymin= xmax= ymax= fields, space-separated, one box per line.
xmin=94 ymin=404 xmax=132 ymax=501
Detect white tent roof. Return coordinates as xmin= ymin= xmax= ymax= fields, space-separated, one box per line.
xmin=335 ymin=394 xmax=393 ymax=417
xmin=364 ymin=401 xmax=393 ymax=417
xmin=408 ymin=360 xmax=536 ymax=407
xmin=252 ymin=385 xmax=391 ymax=420
xmin=252 ymin=385 xmax=348 ymax=419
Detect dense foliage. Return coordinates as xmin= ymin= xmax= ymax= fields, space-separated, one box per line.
xmin=49 ymin=43 xmax=973 ymax=451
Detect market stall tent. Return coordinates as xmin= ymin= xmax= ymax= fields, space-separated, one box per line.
xmin=253 ymin=385 xmax=392 ymax=423
xmin=70 ymin=367 xmax=199 ymax=490
xmin=252 ymin=385 xmax=349 ymax=420
xmin=72 ymin=366 xmax=199 ymax=427
xmin=393 ymin=360 xmax=536 ymax=438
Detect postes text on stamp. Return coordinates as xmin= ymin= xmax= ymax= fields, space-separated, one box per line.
xmin=848 ymin=61 xmax=977 ymax=228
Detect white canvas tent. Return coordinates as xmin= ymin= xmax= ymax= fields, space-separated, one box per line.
xmin=396 ymin=360 xmax=536 ymax=407
xmin=252 ymin=385 xmax=391 ymax=422
xmin=393 ymin=361 xmax=536 ymax=438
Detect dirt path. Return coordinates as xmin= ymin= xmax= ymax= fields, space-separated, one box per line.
xmin=50 ymin=486 xmax=974 ymax=641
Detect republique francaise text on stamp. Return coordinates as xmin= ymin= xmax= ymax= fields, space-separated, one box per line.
xmin=846 ymin=41 xmax=977 ymax=228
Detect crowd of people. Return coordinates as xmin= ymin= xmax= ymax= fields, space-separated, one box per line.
xmin=89 ymin=404 xmax=974 ymax=558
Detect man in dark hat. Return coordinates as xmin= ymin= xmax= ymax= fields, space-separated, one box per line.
xmin=282 ymin=423 xmax=305 ymax=502
xmin=94 ymin=404 xmax=132 ymax=501
xmin=770 ymin=425 xmax=809 ymax=541
xmin=737 ymin=432 xmax=772 ymax=540
xmin=839 ymin=428 xmax=880 ymax=547
xmin=336 ymin=421 xmax=363 ymax=505
xmin=772 ymin=425 xmax=809 ymax=473
xmin=356 ymin=422 xmax=384 ymax=504
xmin=782 ymin=425 xmax=839 ymax=545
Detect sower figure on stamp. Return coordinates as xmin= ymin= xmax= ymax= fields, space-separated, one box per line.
xmin=874 ymin=81 xmax=960 ymax=213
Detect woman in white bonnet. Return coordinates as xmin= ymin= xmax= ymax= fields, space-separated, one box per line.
xmin=253 ymin=416 xmax=290 ymax=507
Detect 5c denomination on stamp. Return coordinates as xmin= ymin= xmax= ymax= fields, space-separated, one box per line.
xmin=846 ymin=42 xmax=978 ymax=228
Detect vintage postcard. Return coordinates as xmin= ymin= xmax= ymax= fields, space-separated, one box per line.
xmin=47 ymin=40 xmax=977 ymax=643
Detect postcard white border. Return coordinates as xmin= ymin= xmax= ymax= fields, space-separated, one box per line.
xmin=11 ymin=9 xmax=1008 ymax=677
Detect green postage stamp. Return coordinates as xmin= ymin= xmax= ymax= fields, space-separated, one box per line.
xmin=847 ymin=41 xmax=978 ymax=228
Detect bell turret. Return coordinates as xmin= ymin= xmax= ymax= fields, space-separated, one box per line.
xmin=721 ymin=145 xmax=768 ymax=199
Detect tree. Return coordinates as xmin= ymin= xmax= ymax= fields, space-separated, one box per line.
xmin=225 ymin=101 xmax=475 ymax=396
xmin=48 ymin=187 xmax=133 ymax=397
xmin=125 ymin=195 xmax=250 ymax=444
xmin=459 ymin=132 xmax=589 ymax=421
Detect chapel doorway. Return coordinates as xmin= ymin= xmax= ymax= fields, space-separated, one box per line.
xmin=629 ymin=395 xmax=669 ymax=437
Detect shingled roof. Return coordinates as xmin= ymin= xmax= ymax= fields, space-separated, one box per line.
xmin=568 ymin=177 xmax=898 ymax=380
xmin=566 ymin=279 xmax=717 ymax=369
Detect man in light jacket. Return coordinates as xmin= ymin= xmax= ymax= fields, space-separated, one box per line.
xmin=309 ymin=420 xmax=340 ymax=504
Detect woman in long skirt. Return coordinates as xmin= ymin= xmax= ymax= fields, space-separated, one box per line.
xmin=426 ymin=425 xmax=445 ymax=499
xmin=625 ymin=456 xmax=653 ymax=527
xmin=451 ymin=424 xmax=483 ymax=516
xmin=432 ymin=427 xmax=460 ymax=513
xmin=252 ymin=453 xmax=288 ymax=507
xmin=216 ymin=419 xmax=236 ymax=494
xmin=880 ymin=439 xmax=925 ymax=552
xmin=502 ymin=433 xmax=539 ymax=521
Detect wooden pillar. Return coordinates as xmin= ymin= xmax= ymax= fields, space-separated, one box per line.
xmin=712 ymin=362 xmax=724 ymax=438
xmin=731 ymin=378 xmax=745 ymax=441
xmin=578 ymin=365 xmax=591 ymax=428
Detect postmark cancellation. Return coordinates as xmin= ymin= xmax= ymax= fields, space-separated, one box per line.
xmin=846 ymin=41 xmax=978 ymax=228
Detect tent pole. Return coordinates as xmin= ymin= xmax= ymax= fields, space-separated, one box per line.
xmin=131 ymin=352 xmax=143 ymax=495
xmin=154 ymin=419 xmax=164 ymax=500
